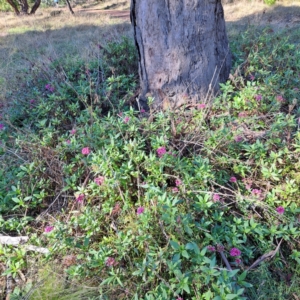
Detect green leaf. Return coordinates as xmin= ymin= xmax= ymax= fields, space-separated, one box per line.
xmin=228 ymin=269 xmax=239 ymax=278
xmin=182 ymin=282 xmax=190 ymax=293
xmin=238 ymin=271 xmax=248 ymax=281
xmin=181 ymin=250 xmax=190 ymax=259
xmin=185 ymin=242 xmax=200 ymax=254
xmin=225 ymin=294 xmax=238 ymax=300
xmin=170 ymin=240 xmax=180 ymax=251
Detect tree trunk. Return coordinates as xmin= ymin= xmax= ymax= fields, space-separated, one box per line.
xmin=29 ymin=0 xmax=41 ymax=14
xmin=6 ymin=0 xmax=20 ymax=15
xmin=65 ymin=0 xmax=75 ymax=14
xmin=18 ymin=0 xmax=29 ymax=13
xmin=130 ymin=0 xmax=231 ymax=109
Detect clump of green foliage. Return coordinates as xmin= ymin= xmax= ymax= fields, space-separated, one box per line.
xmin=1 ymin=28 xmax=300 ymax=299
xmin=263 ymin=0 xmax=276 ymax=6
xmin=0 ymin=0 xmax=14 ymax=12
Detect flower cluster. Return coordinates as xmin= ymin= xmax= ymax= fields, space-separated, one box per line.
xmin=252 ymin=189 xmax=262 ymax=197
xmin=44 ymin=226 xmax=54 ymax=233
xmin=234 ymin=135 xmax=243 ymax=142
xmin=230 ymin=247 xmax=241 ymax=257
xmin=137 ymin=206 xmax=145 ymax=215
xmin=157 ymin=146 xmax=167 ymax=158
xmin=94 ymin=176 xmax=104 ymax=186
xmin=276 ymin=95 xmax=285 ymax=102
xmin=175 ymin=179 xmax=182 ymax=186
xmin=197 ymin=103 xmax=206 ymax=109
xmin=76 ymin=194 xmax=85 ymax=203
xmin=207 ymin=245 xmax=216 ymax=252
xmin=45 ymin=83 xmax=55 ymax=92
xmin=238 ymin=111 xmax=247 ymax=118
xmin=213 ymin=193 xmax=220 ymax=202
xmin=276 ymin=206 xmax=285 ymax=214
xmin=106 ymin=257 xmax=118 ymax=267
xmin=229 ymin=176 xmax=237 ymax=183
xmin=255 ymin=94 xmax=262 ymax=101
xmin=82 ymin=147 xmax=90 ymax=155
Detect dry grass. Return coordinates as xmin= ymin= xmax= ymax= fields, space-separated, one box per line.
xmin=0 ymin=1 xmax=131 ymax=104
xmin=225 ymin=0 xmax=300 ymax=26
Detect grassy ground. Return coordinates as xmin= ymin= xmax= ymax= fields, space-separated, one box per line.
xmin=1 ymin=0 xmax=300 ymax=299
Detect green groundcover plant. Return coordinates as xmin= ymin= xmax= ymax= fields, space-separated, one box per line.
xmin=0 ymin=28 xmax=300 ymax=299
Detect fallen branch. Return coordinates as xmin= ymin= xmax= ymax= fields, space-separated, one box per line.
xmin=0 ymin=235 xmax=49 ymax=254
xmin=246 ymin=239 xmax=283 ymax=271
xmin=219 ymin=251 xmax=232 ymax=271
xmin=24 ymin=245 xmax=50 ymax=255
xmin=0 ymin=236 xmax=29 ymax=246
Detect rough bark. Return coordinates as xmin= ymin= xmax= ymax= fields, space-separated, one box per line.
xmin=6 ymin=0 xmax=20 ymax=14
xmin=18 ymin=0 xmax=29 ymax=13
xmin=130 ymin=0 xmax=231 ymax=109
xmin=29 ymin=0 xmax=41 ymax=14
xmin=6 ymin=0 xmax=41 ymax=15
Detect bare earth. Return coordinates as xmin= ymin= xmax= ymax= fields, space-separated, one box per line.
xmin=73 ymin=1 xmax=300 ymax=29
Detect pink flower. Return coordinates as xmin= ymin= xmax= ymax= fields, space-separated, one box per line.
xmin=123 ymin=116 xmax=130 ymax=123
xmin=197 ymin=103 xmax=206 ymax=109
xmin=276 ymin=206 xmax=285 ymax=214
xmin=176 ymin=297 xmax=184 ymax=300
xmin=238 ymin=112 xmax=247 ymax=118
xmin=213 ymin=193 xmax=220 ymax=202
xmin=249 ymin=74 xmax=255 ymax=81
xmin=106 ymin=257 xmax=117 ymax=267
xmin=140 ymin=109 xmax=145 ymax=113
xmin=70 ymin=129 xmax=76 ymax=135
xmin=29 ymin=99 xmax=35 ymax=104
xmin=45 ymin=83 xmax=55 ymax=92
xmin=235 ymin=258 xmax=242 ymax=265
xmin=242 ymin=178 xmax=252 ymax=190
xmin=94 ymin=176 xmax=104 ymax=186
xmin=66 ymin=140 xmax=71 ymax=145
xmin=117 ymin=112 xmax=123 ymax=117
xmin=246 ymin=184 xmax=251 ymax=190
xmin=276 ymin=95 xmax=285 ymax=102
xmin=76 ymin=194 xmax=85 ymax=203
xmin=44 ymin=226 xmax=54 ymax=233
xmin=175 ymin=179 xmax=182 ymax=186
xmin=207 ymin=245 xmax=216 ymax=252
xmin=230 ymin=247 xmax=241 ymax=257
xmin=157 ymin=146 xmax=167 ymax=158
xmin=81 ymin=147 xmax=90 ymax=155
xmin=230 ymin=176 xmax=237 ymax=183
xmin=252 ymin=189 xmax=262 ymax=196
xmin=0 ymin=124 xmax=4 ymax=130
xmin=255 ymin=94 xmax=262 ymax=101
xmin=172 ymin=187 xmax=179 ymax=193
xmin=137 ymin=206 xmax=145 ymax=215
xmin=234 ymin=135 xmax=243 ymax=142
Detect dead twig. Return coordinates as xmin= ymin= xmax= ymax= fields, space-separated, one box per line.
xmin=246 ymin=239 xmax=283 ymax=271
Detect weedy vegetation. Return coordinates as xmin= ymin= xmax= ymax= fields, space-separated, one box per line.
xmin=0 ymin=0 xmax=300 ymax=299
